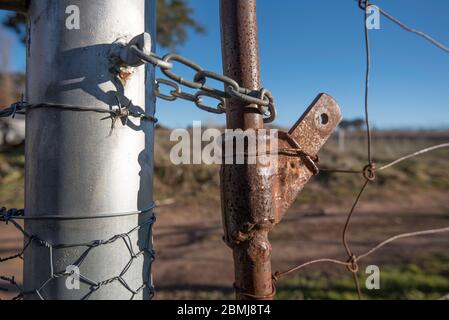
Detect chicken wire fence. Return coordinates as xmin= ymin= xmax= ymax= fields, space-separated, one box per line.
xmin=1 ymin=0 xmax=449 ymax=300
xmin=0 ymin=207 xmax=156 ymax=300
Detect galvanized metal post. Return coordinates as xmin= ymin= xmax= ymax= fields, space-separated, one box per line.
xmin=220 ymin=0 xmax=274 ymax=300
xmin=22 ymin=0 xmax=156 ymax=299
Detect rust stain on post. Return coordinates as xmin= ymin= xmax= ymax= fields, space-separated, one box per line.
xmin=220 ymin=0 xmax=262 ymax=130
xmin=220 ymin=0 xmax=274 ymax=300
xmin=220 ymin=0 xmax=342 ymax=300
xmin=274 ymin=94 xmax=342 ymax=221
xmin=118 ymin=66 xmax=136 ymax=86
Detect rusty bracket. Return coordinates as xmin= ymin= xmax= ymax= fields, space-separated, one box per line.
xmin=273 ymin=93 xmax=342 ymax=222
xmin=220 ymin=92 xmax=341 ymax=300
xmin=223 ymin=93 xmax=341 ymax=247
xmin=219 ymin=0 xmax=341 ymax=301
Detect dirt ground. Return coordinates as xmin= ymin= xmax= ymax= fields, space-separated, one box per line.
xmin=152 ymin=193 xmax=449 ymax=299
xmin=3 ymin=192 xmax=447 ymax=300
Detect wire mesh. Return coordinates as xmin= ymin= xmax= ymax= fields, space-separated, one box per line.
xmin=272 ymin=0 xmax=449 ymax=299
xmin=0 ymin=207 xmax=155 ymax=300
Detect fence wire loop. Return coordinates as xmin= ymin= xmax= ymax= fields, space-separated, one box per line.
xmin=362 ymin=163 xmax=376 ymax=181
xmin=347 ymin=254 xmax=359 ymax=273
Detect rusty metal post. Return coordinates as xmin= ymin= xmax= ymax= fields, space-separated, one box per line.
xmin=220 ymin=0 xmax=342 ymax=300
xmin=220 ymin=0 xmax=274 ymax=300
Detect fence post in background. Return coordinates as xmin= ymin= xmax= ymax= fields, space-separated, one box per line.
xmin=20 ymin=0 xmax=156 ymax=299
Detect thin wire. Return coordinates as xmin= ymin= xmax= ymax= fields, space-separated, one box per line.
xmin=273 ymin=1 xmax=449 ymax=300
xmin=273 ymin=258 xmax=350 ymax=279
xmin=356 ymin=1 xmax=449 ymax=55
xmin=342 ymin=179 xmax=370 ymax=258
xmin=352 ymin=271 xmax=363 ymax=300
xmin=1 ymin=203 xmax=156 ymax=221
xmin=356 ymin=227 xmax=449 ymax=262
xmin=319 ymin=168 xmax=363 ymax=174
xmin=363 ymin=3 xmax=373 ymax=165
xmin=377 ymin=143 xmax=449 ymax=171
xmin=378 ymin=6 xmax=449 ymax=54
xmin=274 ymin=227 xmax=449 ymax=277
xmin=318 ymin=143 xmax=449 ymax=176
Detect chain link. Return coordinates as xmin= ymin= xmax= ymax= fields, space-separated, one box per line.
xmin=133 ymin=46 xmax=277 ymax=123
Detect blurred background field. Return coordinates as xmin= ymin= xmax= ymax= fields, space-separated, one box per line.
xmin=1 ymin=0 xmax=449 ymax=300
xmin=1 ymin=125 xmax=449 ymax=299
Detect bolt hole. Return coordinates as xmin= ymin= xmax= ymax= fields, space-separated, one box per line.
xmin=320 ymin=113 xmax=329 ymax=126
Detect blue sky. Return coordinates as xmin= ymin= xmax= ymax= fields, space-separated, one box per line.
xmin=1 ymin=0 xmax=449 ymax=129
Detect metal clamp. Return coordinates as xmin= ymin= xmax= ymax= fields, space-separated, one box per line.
xmin=111 ymin=33 xmax=152 ymax=67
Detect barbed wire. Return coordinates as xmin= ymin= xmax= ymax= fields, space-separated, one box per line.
xmin=0 ymin=207 xmax=156 ymax=300
xmin=273 ymin=0 xmax=449 ymax=299
xmin=0 ymin=98 xmax=157 ymax=136
xmin=0 ymin=95 xmax=158 ymax=300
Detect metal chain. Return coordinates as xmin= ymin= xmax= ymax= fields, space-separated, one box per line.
xmin=131 ymin=45 xmax=277 ymax=123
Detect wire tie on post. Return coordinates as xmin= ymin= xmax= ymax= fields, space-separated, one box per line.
xmin=284 ymin=133 xmax=320 ymax=175
xmin=233 ymin=282 xmax=277 ymax=300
